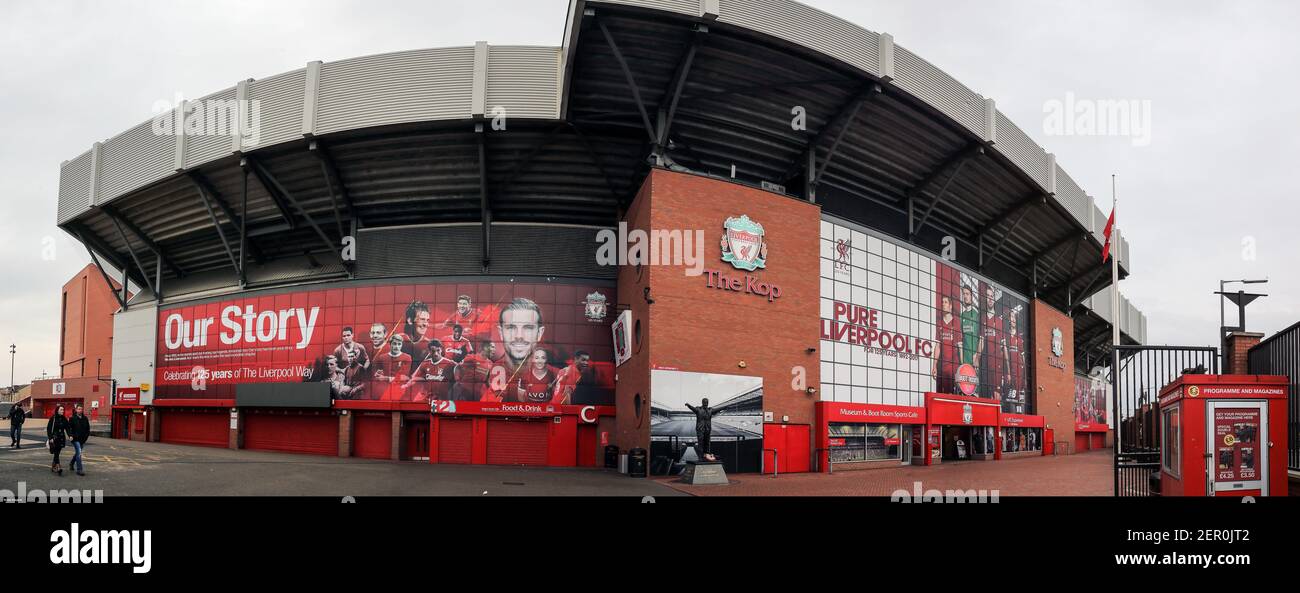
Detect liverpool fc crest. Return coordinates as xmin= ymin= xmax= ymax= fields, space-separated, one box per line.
xmin=720 ymin=215 xmax=768 ymax=271
xmin=583 ymin=291 xmax=608 ymax=322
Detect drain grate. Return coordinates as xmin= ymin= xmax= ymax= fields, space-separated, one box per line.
xmin=502 ymin=481 xmax=526 ymax=486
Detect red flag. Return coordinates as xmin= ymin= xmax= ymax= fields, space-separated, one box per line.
xmin=1101 ymin=206 xmax=1116 ymax=261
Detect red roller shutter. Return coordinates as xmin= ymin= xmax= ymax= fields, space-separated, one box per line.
xmin=244 ymin=411 xmax=337 ymax=455
xmin=1091 ymin=433 xmax=1105 ymax=450
xmin=437 ymin=418 xmax=473 ymax=464
xmin=353 ymin=413 xmax=392 ymax=459
xmin=160 ymin=409 xmax=227 ymax=448
xmin=1075 ymin=433 xmax=1089 ymax=453
xmin=486 ymin=419 xmax=548 ymax=466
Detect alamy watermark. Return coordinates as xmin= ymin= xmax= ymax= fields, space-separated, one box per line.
xmin=1 ymin=481 xmax=104 ymax=503
xmin=151 ymin=92 xmax=262 ymax=146
xmin=891 ymin=481 xmax=1000 ymax=503
xmin=1043 ymin=91 xmax=1151 ymax=147
xmin=595 ymin=223 xmax=705 ymax=277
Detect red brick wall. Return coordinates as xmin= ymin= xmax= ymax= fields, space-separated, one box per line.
xmin=1225 ymin=332 xmax=1263 ymax=375
xmin=60 ymin=264 xmax=120 ymax=379
xmin=1031 ymin=300 xmax=1076 ymax=451
xmin=613 ymin=169 xmax=822 ymax=453
xmin=613 ymin=175 xmax=655 ymax=453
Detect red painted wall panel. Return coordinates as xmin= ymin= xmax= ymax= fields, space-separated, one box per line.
xmin=353 ymin=413 xmax=392 ymax=459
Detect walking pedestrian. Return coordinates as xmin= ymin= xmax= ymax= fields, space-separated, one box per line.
xmin=69 ymin=405 xmax=91 ymax=476
xmin=46 ymin=405 xmax=70 ymax=476
xmin=6 ymin=402 xmax=25 ymax=448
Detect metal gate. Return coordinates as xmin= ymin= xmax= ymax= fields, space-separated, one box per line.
xmin=1248 ymin=321 xmax=1300 ymax=471
xmin=1112 ymin=345 xmax=1218 ymax=496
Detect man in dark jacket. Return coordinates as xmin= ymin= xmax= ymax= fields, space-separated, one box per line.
xmin=69 ymin=405 xmax=91 ymax=476
xmin=7 ymin=402 xmax=25 ymax=448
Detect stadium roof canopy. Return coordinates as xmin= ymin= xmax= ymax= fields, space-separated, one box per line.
xmin=53 ymin=0 xmax=1145 ymax=367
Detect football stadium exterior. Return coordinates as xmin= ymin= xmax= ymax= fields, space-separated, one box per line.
xmin=57 ymin=0 xmax=1145 ymax=472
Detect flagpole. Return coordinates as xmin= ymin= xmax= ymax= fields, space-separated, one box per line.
xmin=1111 ymin=175 xmax=1119 ymax=350
xmin=1110 ymin=175 xmax=1120 ymax=474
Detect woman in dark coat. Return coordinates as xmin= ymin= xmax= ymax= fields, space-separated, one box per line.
xmin=46 ymin=405 xmax=71 ymax=476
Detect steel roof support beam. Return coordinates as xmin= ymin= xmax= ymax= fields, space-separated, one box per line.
xmin=309 ymin=140 xmax=360 ymax=231
xmin=980 ymin=195 xmax=1045 ymax=272
xmin=782 ymin=83 xmax=881 ymax=186
xmin=655 ymin=26 xmax=706 ymax=163
xmin=69 ymin=227 xmax=128 ymax=310
xmin=1034 ymin=233 xmax=1087 ymax=292
xmin=108 ymin=214 xmax=155 ymax=298
xmin=908 ymin=145 xmax=983 ymax=241
xmin=1070 ymin=265 xmax=1111 ymax=309
xmin=100 ymin=204 xmax=185 ymax=279
xmin=1077 ymin=323 xmax=1114 ymax=349
xmin=495 ymin=123 xmax=568 ymax=199
xmin=245 ymin=157 xmax=298 ymax=231
xmin=246 ymin=156 xmax=345 ymax=267
xmin=1047 ymin=233 xmax=1088 ymax=294
xmin=194 ymin=173 xmax=243 ymax=279
xmin=813 ymin=85 xmax=881 ymax=192
xmin=598 ymin=19 xmax=657 ymax=146
xmin=190 ymin=171 xmax=264 ymax=265
xmin=477 ymin=123 xmax=490 ymax=271
xmin=567 ymin=123 xmax=624 ymax=202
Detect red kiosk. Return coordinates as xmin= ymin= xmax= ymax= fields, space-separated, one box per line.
xmin=1158 ymin=374 xmax=1289 ymax=497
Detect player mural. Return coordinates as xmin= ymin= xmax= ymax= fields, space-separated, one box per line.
xmin=154 ymin=282 xmax=616 ymax=406
xmin=1074 ymin=373 xmax=1109 ymax=427
xmin=819 ymin=219 xmax=1030 ymax=412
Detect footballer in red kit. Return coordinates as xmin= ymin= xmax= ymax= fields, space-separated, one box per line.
xmin=441 ymin=295 xmax=482 ymax=337
xmin=514 ymin=349 xmax=559 ymax=403
xmin=1006 ymin=313 xmax=1026 ymax=412
xmin=442 ymin=324 xmax=474 ymax=362
xmin=332 ymin=326 xmax=369 ymax=373
xmin=496 ymin=297 xmax=545 ymax=378
xmin=372 ymin=334 xmax=413 ymax=401
xmin=552 ymin=350 xmax=594 ymax=405
xmin=405 ymin=339 xmax=455 ymax=402
xmin=935 ymin=295 xmax=963 ymax=395
xmin=452 ymin=340 xmax=499 ymax=401
xmin=977 ymin=285 xmax=1009 ymax=400
xmin=401 ymin=301 xmax=432 ymax=371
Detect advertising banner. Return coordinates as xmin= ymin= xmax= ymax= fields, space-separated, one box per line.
xmin=155 ymin=281 xmax=616 ymax=406
xmin=1213 ymin=407 xmax=1261 ymax=483
xmin=820 ymin=218 xmax=1029 ymax=412
xmin=1074 ymin=373 xmax=1109 ymax=431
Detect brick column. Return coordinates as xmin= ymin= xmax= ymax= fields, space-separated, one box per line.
xmin=1224 ymin=332 xmax=1263 ymax=375
xmin=228 ymin=409 xmax=241 ymax=450
xmin=390 ymin=412 xmax=402 ymax=461
xmin=147 ymin=407 xmax=161 ymax=442
xmin=338 ymin=411 xmax=353 ymax=457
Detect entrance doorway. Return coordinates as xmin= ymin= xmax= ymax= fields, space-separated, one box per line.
xmin=942 ymin=426 xmax=995 ymax=461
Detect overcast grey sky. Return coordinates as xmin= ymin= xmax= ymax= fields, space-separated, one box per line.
xmin=2 ymin=0 xmax=1297 ymax=384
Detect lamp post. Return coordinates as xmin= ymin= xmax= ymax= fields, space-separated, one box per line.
xmin=7 ymin=344 xmax=13 ymax=393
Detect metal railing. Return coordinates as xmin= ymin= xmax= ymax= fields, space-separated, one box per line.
xmin=1248 ymin=321 xmax=1300 ymax=471
xmin=1112 ymin=345 xmax=1219 ymax=496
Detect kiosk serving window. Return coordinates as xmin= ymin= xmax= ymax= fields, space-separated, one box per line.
xmin=829 ymin=423 xmax=901 ymax=462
